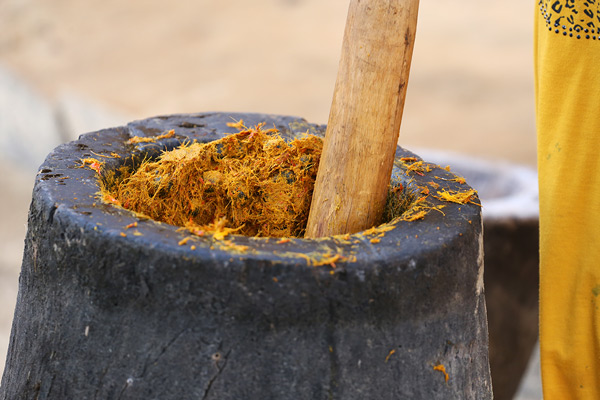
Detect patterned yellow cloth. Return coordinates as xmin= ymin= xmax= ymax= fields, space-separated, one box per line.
xmin=535 ymin=1 xmax=600 ymax=398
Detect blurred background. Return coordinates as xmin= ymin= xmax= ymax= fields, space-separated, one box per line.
xmin=0 ymin=0 xmax=539 ymax=396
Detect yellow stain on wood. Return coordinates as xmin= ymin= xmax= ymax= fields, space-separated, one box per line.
xmin=226 ymin=119 xmax=247 ymax=130
xmin=385 ymin=349 xmax=396 ymax=363
xmin=435 ymin=189 xmax=479 ymax=206
xmin=178 ymin=237 xmax=191 ymax=246
xmin=80 ymin=158 xmax=104 ymax=175
xmin=433 ymin=364 xmax=449 ymax=382
xmin=402 ymin=209 xmax=428 ymax=222
xmin=218 ymin=240 xmax=249 ymax=253
xmin=276 ymin=245 xmax=356 ymax=268
xmin=126 ymin=129 xmax=175 ymax=145
xmin=402 ymin=160 xmax=434 ymax=176
xmin=428 ymin=181 xmax=440 ymax=189
xmin=400 ymin=157 xmax=418 ymax=163
xmin=362 ymin=224 xmax=395 ymax=236
xmin=312 ymin=253 xmax=342 ymax=267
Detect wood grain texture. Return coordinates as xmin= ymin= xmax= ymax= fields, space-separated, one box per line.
xmin=305 ymin=0 xmax=420 ymax=238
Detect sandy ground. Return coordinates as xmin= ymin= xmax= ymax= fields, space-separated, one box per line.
xmin=0 ymin=0 xmax=539 ymax=394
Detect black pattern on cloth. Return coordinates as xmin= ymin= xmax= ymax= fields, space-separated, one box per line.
xmin=539 ymin=0 xmax=600 ymax=39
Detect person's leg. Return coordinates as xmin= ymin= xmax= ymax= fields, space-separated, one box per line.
xmin=534 ymin=1 xmax=600 ymax=397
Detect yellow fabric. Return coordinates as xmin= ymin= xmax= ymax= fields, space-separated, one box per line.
xmin=534 ymin=1 xmax=600 ymax=398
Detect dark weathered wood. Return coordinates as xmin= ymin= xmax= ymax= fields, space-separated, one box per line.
xmin=0 ymin=113 xmax=492 ymax=400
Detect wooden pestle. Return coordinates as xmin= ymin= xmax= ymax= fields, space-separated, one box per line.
xmin=305 ymin=0 xmax=420 ymax=238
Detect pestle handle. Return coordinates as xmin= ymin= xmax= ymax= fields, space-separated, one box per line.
xmin=305 ymin=0 xmax=420 ymax=238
